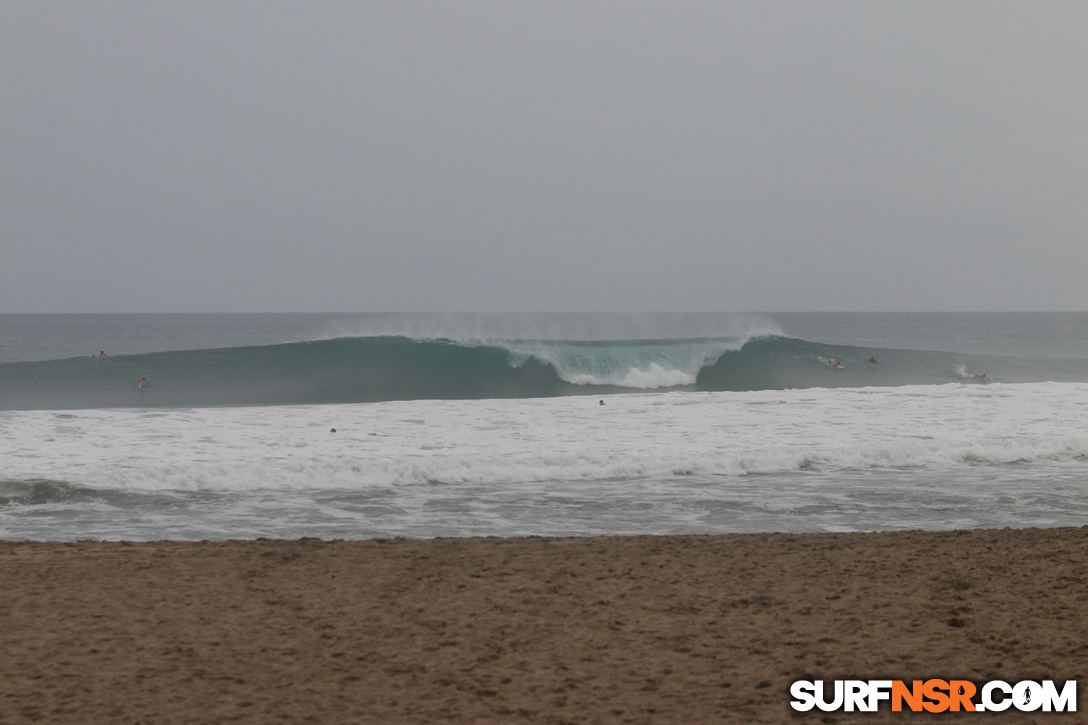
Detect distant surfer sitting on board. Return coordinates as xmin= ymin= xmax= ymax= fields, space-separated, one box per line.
xmin=94 ymin=351 xmax=107 ymax=357
xmin=138 ymin=377 xmax=149 ymax=392
xmin=867 ymin=356 xmax=878 ymax=366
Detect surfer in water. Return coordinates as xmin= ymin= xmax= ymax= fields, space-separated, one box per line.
xmin=867 ymin=356 xmax=878 ymax=367
xmin=138 ymin=377 xmax=149 ymax=392
xmin=974 ymin=373 xmax=989 ymax=381
xmin=828 ymin=359 xmax=842 ymax=368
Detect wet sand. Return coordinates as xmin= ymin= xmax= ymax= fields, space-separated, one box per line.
xmin=2 ymin=527 xmax=1086 ymax=723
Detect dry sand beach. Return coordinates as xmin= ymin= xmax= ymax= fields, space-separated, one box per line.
xmin=2 ymin=527 xmax=1086 ymax=724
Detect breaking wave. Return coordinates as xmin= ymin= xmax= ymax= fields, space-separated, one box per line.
xmin=1 ymin=334 xmax=1086 ymax=410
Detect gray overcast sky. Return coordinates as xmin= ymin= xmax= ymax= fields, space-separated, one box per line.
xmin=2 ymin=1 xmax=1086 ymax=313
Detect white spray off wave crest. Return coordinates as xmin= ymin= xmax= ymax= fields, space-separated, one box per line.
xmin=317 ymin=311 xmax=784 ymax=345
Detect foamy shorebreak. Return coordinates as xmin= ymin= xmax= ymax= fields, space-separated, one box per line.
xmin=3 ymin=382 xmax=1088 ymax=540
xmin=3 ymin=382 xmax=1087 ymax=490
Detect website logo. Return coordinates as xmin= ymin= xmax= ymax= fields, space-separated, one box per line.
xmin=790 ymin=679 xmax=1076 ymax=713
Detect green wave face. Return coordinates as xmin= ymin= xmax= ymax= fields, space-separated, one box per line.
xmin=2 ymin=335 xmax=1087 ymax=410
xmin=0 ymin=337 xmax=577 ymax=410
xmin=695 ymin=336 xmax=1088 ymax=391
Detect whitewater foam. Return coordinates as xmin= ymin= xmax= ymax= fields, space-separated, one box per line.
xmin=502 ymin=338 xmax=741 ymax=389
xmin=4 ymin=382 xmax=1088 ymax=493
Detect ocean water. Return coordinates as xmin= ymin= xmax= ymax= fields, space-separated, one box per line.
xmin=2 ymin=312 xmax=1087 ymax=540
